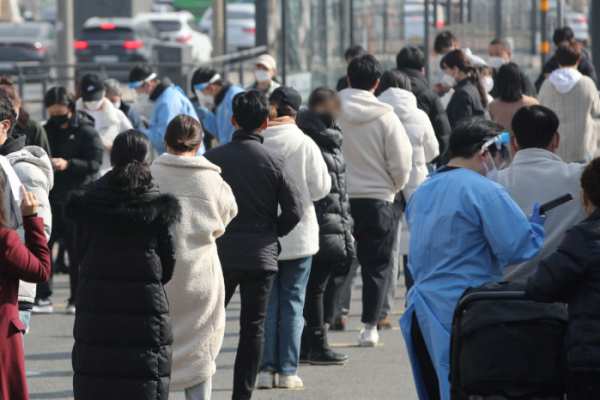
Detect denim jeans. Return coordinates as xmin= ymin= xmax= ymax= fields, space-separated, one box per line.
xmin=260 ymin=257 xmax=312 ymax=376
xmin=185 ymin=377 xmax=212 ymax=400
xmin=19 ymin=310 xmax=31 ymax=340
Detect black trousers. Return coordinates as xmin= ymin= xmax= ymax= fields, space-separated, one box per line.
xmin=350 ymin=198 xmax=396 ymax=325
xmin=223 ymin=269 xmax=276 ymax=400
xmin=36 ymin=205 xmax=79 ymax=301
xmin=410 ymin=313 xmax=441 ymax=400
xmin=569 ymin=372 xmax=600 ymax=399
xmin=304 ymin=260 xmax=351 ymax=328
xmin=323 ymin=260 xmax=353 ymax=325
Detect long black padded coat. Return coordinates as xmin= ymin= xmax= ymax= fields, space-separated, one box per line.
xmin=64 ymin=172 xmax=181 ymax=400
xmin=526 ymin=209 xmax=600 ymax=371
xmin=296 ymin=109 xmax=355 ymax=262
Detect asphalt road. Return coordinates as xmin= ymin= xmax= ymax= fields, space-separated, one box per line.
xmin=24 ymin=273 xmax=418 ymax=400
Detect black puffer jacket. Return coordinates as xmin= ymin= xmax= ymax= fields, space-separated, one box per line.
xmin=446 ymin=76 xmax=485 ymax=129
xmin=45 ymin=110 xmax=103 ymax=206
xmin=64 ymin=173 xmax=181 ymax=400
xmin=297 ymin=109 xmax=355 ymax=262
xmin=526 ymin=209 xmax=600 ymax=371
xmin=398 ymin=67 xmax=451 ymax=165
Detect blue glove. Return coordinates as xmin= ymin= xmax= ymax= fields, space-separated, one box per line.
xmin=529 ymin=202 xmax=547 ymax=226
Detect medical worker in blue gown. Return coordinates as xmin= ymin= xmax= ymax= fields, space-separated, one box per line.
xmin=400 ymin=118 xmax=546 ymax=400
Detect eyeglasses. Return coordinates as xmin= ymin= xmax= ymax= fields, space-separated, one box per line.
xmin=480 ymin=131 xmax=511 ymax=167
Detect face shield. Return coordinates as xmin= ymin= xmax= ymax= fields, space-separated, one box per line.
xmin=128 ymin=73 xmax=157 ymax=103
xmin=193 ymin=74 xmax=221 ymax=107
xmin=480 ymin=131 xmax=511 ymax=169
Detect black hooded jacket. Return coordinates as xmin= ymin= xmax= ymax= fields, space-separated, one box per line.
xmin=45 ymin=110 xmax=103 ymax=206
xmin=398 ymin=67 xmax=451 ymax=165
xmin=535 ymin=49 xmax=598 ymax=92
xmin=64 ymin=173 xmax=181 ymax=400
xmin=446 ymin=76 xmax=485 ymax=129
xmin=526 ymin=209 xmax=600 ymax=371
xmin=297 ymin=109 xmax=355 ymax=262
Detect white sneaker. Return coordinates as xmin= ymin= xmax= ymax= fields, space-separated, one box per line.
xmin=278 ymin=374 xmax=303 ymax=389
xmin=65 ymin=299 xmax=75 ymax=315
xmin=256 ymin=370 xmax=276 ymax=389
xmin=32 ymin=298 xmax=53 ymax=314
xmin=358 ymin=327 xmax=379 ymax=347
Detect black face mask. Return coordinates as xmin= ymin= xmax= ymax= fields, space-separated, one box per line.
xmin=317 ymin=113 xmax=335 ymax=128
xmin=49 ymin=114 xmax=70 ymax=127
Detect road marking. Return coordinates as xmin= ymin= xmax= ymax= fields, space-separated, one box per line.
xmin=330 ymin=343 xmax=385 ymax=347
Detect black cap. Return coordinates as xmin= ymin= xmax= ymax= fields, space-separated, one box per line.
xmin=81 ymin=73 xmax=104 ymax=102
xmin=269 ymin=86 xmax=302 ymax=112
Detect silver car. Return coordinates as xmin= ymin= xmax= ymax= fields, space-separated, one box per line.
xmin=199 ymin=3 xmax=256 ymax=53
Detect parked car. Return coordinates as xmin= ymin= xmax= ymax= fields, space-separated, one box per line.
xmin=404 ymin=3 xmax=445 ymax=45
xmin=566 ymin=11 xmax=588 ymax=46
xmin=199 ymin=3 xmax=255 ymax=52
xmin=74 ymin=17 xmax=160 ymax=80
xmin=135 ymin=11 xmax=212 ymax=62
xmin=0 ymin=22 xmax=56 ymax=76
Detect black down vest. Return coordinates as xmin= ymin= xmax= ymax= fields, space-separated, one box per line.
xmin=297 ymin=109 xmax=355 ymax=262
xmin=64 ymin=173 xmax=182 ymax=400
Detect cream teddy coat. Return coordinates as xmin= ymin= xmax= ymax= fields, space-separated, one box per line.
xmin=150 ymin=153 xmax=238 ymax=389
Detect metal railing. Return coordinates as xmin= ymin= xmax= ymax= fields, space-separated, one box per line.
xmin=13 ymin=45 xmax=268 ymax=119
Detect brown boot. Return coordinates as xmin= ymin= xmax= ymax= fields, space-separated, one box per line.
xmin=331 ymin=317 xmax=346 ymax=331
xmin=377 ymin=317 xmax=393 ymax=330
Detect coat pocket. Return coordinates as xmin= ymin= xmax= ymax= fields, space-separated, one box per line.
xmin=10 ymin=317 xmax=26 ymax=334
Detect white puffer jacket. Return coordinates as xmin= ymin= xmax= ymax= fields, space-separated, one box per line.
xmin=3 ymin=145 xmax=54 ymax=304
xmin=262 ymin=120 xmax=331 ymax=260
xmin=378 ymin=88 xmax=439 ymax=254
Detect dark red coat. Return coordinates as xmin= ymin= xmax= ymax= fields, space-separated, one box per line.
xmin=0 ymin=217 xmax=51 ymax=400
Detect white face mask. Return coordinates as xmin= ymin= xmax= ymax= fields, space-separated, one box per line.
xmin=443 ymin=72 xmax=457 ymax=87
xmin=195 ymin=89 xmax=214 ymax=107
xmin=488 ymin=56 xmax=506 ymax=70
xmin=255 ymin=69 xmax=271 ymax=83
xmin=483 ymin=151 xmax=499 ymax=182
xmin=482 ymin=76 xmax=494 ymax=93
xmin=112 ymin=101 xmax=121 ymax=109
xmin=84 ymin=99 xmax=103 ymax=111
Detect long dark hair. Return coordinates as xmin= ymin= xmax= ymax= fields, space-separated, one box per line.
xmin=376 ymin=70 xmax=412 ymax=96
xmin=441 ymin=49 xmax=488 ymax=108
xmin=0 ymin=168 xmax=8 ymax=229
xmin=43 ymin=86 xmax=75 ymax=110
xmin=109 ymin=130 xmax=153 ymax=195
xmin=496 ymin=63 xmax=527 ymax=103
xmin=164 ymin=115 xmax=203 ymax=153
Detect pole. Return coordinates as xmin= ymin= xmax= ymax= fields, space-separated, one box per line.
xmin=281 ymin=0 xmax=287 ymax=85
xmin=557 ymin=0 xmax=564 ymax=28
xmin=255 ymin=0 xmax=268 ymax=48
xmin=531 ymin=0 xmax=538 ymax=55
xmin=540 ymin=0 xmax=549 ymax=64
xmin=56 ymin=0 xmax=74 ymax=91
xmin=467 ymin=0 xmax=473 ymax=23
xmin=222 ymin=0 xmax=228 ymax=54
xmin=211 ymin=0 xmax=225 ymax=58
xmin=459 ymin=0 xmax=464 ymax=24
xmin=446 ymin=0 xmax=451 ymax=25
xmin=495 ymin=0 xmax=503 ymax=38
xmin=349 ymin=0 xmax=354 ymax=45
xmin=591 ymin=0 xmax=600 ymax=78
xmin=424 ymin=0 xmax=430 ymax=84
xmin=433 ymin=0 xmax=438 ymax=27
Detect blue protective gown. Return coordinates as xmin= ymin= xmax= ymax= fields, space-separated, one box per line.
xmin=196 ymin=85 xmax=245 ymax=146
xmin=400 ymin=167 xmax=545 ymax=400
xmin=143 ymin=84 xmax=205 ymax=155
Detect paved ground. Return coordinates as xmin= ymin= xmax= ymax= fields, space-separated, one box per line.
xmin=25 ymin=273 xmax=418 ymax=400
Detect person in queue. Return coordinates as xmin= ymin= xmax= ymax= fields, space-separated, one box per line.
xmin=257 ymin=86 xmax=331 ymax=389
xmin=396 ymin=47 xmax=451 ymax=166
xmin=538 ymin=42 xmax=600 ymax=163
xmin=488 ymin=37 xmax=537 ymax=97
xmin=296 ymin=87 xmax=354 ymax=365
xmin=488 ymin=63 xmax=539 ymax=129
xmin=525 ymin=157 xmax=600 ymax=400
xmin=0 ymin=76 xmax=51 ymax=156
xmin=104 ymin=78 xmax=146 ymax=131
xmin=0 ymin=90 xmax=52 ymax=333
xmin=246 ymin=54 xmax=280 ymax=96
xmin=192 ymin=67 xmax=244 ymax=146
xmin=64 ymin=129 xmax=181 ymax=400
xmin=128 ymin=64 xmax=201 ymax=155
xmin=204 ymin=90 xmax=303 ymax=399
xmin=336 ymin=45 xmax=368 ymax=92
xmin=33 ymin=86 xmax=102 ymax=315
xmin=401 ymin=117 xmax=546 ymax=400
xmin=441 ymin=49 xmax=488 ymax=129
xmin=498 ymin=105 xmax=586 ymax=280
xmin=151 ymin=115 xmax=238 ymax=400
xmin=76 ymin=73 xmax=132 ymax=176
xmin=0 ymin=171 xmax=51 ymax=400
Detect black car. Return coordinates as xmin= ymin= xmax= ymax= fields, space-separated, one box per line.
xmin=74 ymin=17 xmax=160 ymax=80
xmin=0 ymin=22 xmax=56 ymax=75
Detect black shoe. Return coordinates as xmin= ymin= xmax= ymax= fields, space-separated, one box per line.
xmin=308 ymin=349 xmax=349 ymax=365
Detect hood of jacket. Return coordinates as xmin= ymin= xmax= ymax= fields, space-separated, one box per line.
xmin=5 ymin=144 xmax=54 ymax=190
xmin=339 ymin=88 xmax=393 ymax=125
xmin=64 ymin=172 xmax=181 ymax=230
xmin=0 ymin=133 xmax=26 ymax=156
xmin=76 ymin=97 xmax=122 ymax=131
xmin=548 ymin=67 xmax=583 ymax=94
xmin=378 ymin=88 xmax=418 ymax=120
xmin=296 ymin=109 xmax=342 ymax=150
xmin=398 ymin=67 xmax=428 ymax=95
xmin=262 ymin=121 xmax=306 ymax=158
xmin=152 ymin=153 xmax=221 ymax=173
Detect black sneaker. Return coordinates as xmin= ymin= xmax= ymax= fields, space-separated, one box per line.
xmin=308 ymin=349 xmax=349 ymax=366
xmin=32 ymin=298 xmax=53 ymax=314
xmin=66 ymin=299 xmax=76 ymax=315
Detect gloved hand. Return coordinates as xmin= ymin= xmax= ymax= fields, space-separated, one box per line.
xmin=529 ymin=202 xmax=547 ymax=226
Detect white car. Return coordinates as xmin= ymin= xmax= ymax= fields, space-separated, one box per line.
xmin=199 ymin=3 xmax=256 ymax=53
xmin=404 ymin=3 xmax=445 ymax=45
xmin=566 ymin=11 xmax=588 ymax=46
xmin=135 ymin=11 xmax=212 ymax=62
